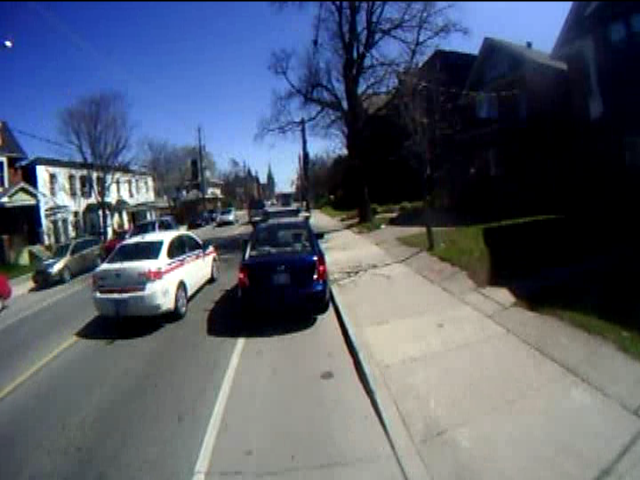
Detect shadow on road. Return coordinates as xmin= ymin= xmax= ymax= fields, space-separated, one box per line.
xmin=76 ymin=315 xmax=164 ymax=341
xmin=207 ymin=286 xmax=317 ymax=338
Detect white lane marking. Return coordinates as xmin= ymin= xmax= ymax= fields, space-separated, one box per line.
xmin=192 ymin=337 xmax=246 ymax=480
xmin=0 ymin=336 xmax=79 ymax=401
xmin=0 ymin=279 xmax=90 ymax=334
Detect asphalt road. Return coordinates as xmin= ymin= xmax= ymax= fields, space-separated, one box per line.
xmin=0 ymin=255 xmax=239 ymax=480
xmin=0 ymin=211 xmax=399 ymax=479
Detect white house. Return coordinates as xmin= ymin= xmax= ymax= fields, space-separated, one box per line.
xmin=18 ymin=157 xmax=157 ymax=246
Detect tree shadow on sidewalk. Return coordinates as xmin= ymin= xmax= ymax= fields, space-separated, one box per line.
xmin=207 ymin=286 xmax=317 ymax=338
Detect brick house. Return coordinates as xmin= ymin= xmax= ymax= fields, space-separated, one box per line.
xmin=452 ymin=38 xmax=573 ymax=216
xmin=359 ymin=49 xmax=477 ymax=207
xmin=551 ymin=1 xmax=640 ymax=212
xmin=0 ymin=122 xmax=43 ymax=264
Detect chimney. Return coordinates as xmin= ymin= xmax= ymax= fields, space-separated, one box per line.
xmin=526 ymin=41 xmax=532 ymax=49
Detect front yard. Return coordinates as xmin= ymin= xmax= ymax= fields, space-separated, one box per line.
xmin=398 ymin=217 xmax=640 ymax=361
xmin=0 ymin=263 xmax=35 ymax=280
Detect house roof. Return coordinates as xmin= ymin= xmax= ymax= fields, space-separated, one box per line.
xmin=0 ymin=121 xmax=28 ymax=159
xmin=465 ymin=37 xmax=567 ymax=91
xmin=18 ymin=156 xmax=151 ymax=176
xmin=552 ymin=2 xmax=599 ymax=56
xmin=486 ymin=38 xmax=568 ymax=71
xmin=363 ymin=93 xmax=393 ymax=115
xmin=417 ymin=49 xmax=478 ymax=80
xmin=0 ymin=182 xmax=42 ymax=207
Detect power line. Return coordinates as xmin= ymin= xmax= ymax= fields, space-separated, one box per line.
xmin=12 ymin=127 xmax=76 ymax=153
xmin=418 ymin=81 xmax=520 ymax=98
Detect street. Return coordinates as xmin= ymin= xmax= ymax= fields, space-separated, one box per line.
xmin=0 ymin=213 xmax=401 ymax=480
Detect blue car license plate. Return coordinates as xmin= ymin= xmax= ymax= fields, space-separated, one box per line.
xmin=272 ymin=273 xmax=290 ymax=286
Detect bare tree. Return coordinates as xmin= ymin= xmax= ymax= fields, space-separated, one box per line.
xmin=141 ymin=140 xmax=217 ymax=202
xmin=59 ymin=91 xmax=133 ymax=240
xmin=141 ymin=138 xmax=176 ymax=198
xmin=258 ymin=1 xmax=466 ymax=222
xmin=396 ymin=70 xmax=436 ymax=249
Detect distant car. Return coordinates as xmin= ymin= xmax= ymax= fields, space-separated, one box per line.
xmin=280 ymin=195 xmax=294 ymax=207
xmin=33 ymin=237 xmax=102 ymax=287
xmin=217 ymin=208 xmax=236 ymax=226
xmin=102 ymin=229 xmax=132 ymax=259
xmin=208 ymin=209 xmax=220 ymax=225
xmin=237 ymin=216 xmax=329 ymax=316
xmin=188 ymin=212 xmax=212 ymax=229
xmin=92 ymin=231 xmax=220 ymax=319
xmin=130 ymin=216 xmax=180 ymax=237
xmin=248 ymin=198 xmax=266 ymax=224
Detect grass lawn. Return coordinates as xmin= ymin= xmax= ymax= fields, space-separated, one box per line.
xmin=536 ymin=305 xmax=640 ymax=361
xmin=351 ymin=216 xmax=390 ymax=234
xmin=0 ymin=263 xmax=35 ymax=280
xmin=320 ymin=205 xmax=357 ymax=221
xmin=399 ymin=217 xmax=640 ymax=361
xmin=399 ymin=226 xmax=490 ymax=285
xmin=321 ymin=201 xmax=423 ymax=222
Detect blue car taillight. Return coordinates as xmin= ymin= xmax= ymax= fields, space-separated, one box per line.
xmin=314 ymin=256 xmax=327 ymax=282
xmin=238 ymin=265 xmax=249 ymax=288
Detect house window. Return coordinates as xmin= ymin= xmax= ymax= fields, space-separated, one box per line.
xmin=144 ymin=179 xmax=149 ymax=194
xmin=97 ymin=175 xmax=105 ymax=198
xmin=609 ymin=20 xmax=627 ymax=45
xmin=0 ymin=159 xmax=5 ymax=189
xmin=116 ymin=179 xmax=121 ymax=197
xmin=80 ymin=174 xmax=92 ymax=198
xmin=136 ymin=179 xmax=141 ymax=195
xmin=49 ymin=173 xmax=58 ymax=197
xmin=128 ymin=179 xmax=134 ymax=197
xmin=631 ymin=14 xmax=640 ymax=34
xmin=69 ymin=174 xmax=77 ymax=197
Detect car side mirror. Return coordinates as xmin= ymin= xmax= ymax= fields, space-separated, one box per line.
xmin=241 ymin=239 xmax=249 ymax=252
xmin=315 ymin=232 xmax=325 ymax=240
xmin=203 ymin=239 xmax=215 ymax=251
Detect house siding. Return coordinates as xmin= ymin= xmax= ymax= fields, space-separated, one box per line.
xmin=32 ymin=162 xmax=156 ymax=245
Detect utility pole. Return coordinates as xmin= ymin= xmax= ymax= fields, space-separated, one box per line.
xmin=300 ymin=118 xmax=311 ymax=212
xmin=197 ymin=126 xmax=206 ymax=198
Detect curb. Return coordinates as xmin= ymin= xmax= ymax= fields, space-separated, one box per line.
xmin=330 ymin=285 xmax=432 ymax=480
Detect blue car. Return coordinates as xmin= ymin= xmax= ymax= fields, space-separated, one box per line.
xmin=237 ymin=217 xmax=330 ymax=316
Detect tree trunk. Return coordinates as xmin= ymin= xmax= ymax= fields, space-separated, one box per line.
xmin=423 ymin=192 xmax=434 ymax=252
xmin=100 ymin=205 xmax=108 ymax=242
xmin=359 ymin=175 xmax=372 ymax=224
xmin=346 ymin=126 xmax=372 ymax=224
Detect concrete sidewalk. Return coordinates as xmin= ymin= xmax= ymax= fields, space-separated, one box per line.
xmin=315 ymin=212 xmax=640 ymax=480
xmin=8 ymin=273 xmax=34 ymax=299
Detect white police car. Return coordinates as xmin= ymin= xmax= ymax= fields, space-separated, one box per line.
xmin=92 ymin=231 xmax=219 ymax=319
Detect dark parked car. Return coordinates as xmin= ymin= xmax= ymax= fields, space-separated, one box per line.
xmin=33 ymin=237 xmax=102 ymax=287
xmin=208 ymin=209 xmax=220 ymax=225
xmin=130 ymin=216 xmax=180 ymax=237
xmin=237 ymin=216 xmax=329 ymax=316
xmin=188 ymin=212 xmax=212 ymax=229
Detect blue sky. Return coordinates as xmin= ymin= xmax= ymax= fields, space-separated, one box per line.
xmin=1 ymin=2 xmax=571 ymax=192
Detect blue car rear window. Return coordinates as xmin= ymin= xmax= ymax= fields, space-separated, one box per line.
xmin=250 ymin=224 xmax=313 ymax=256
